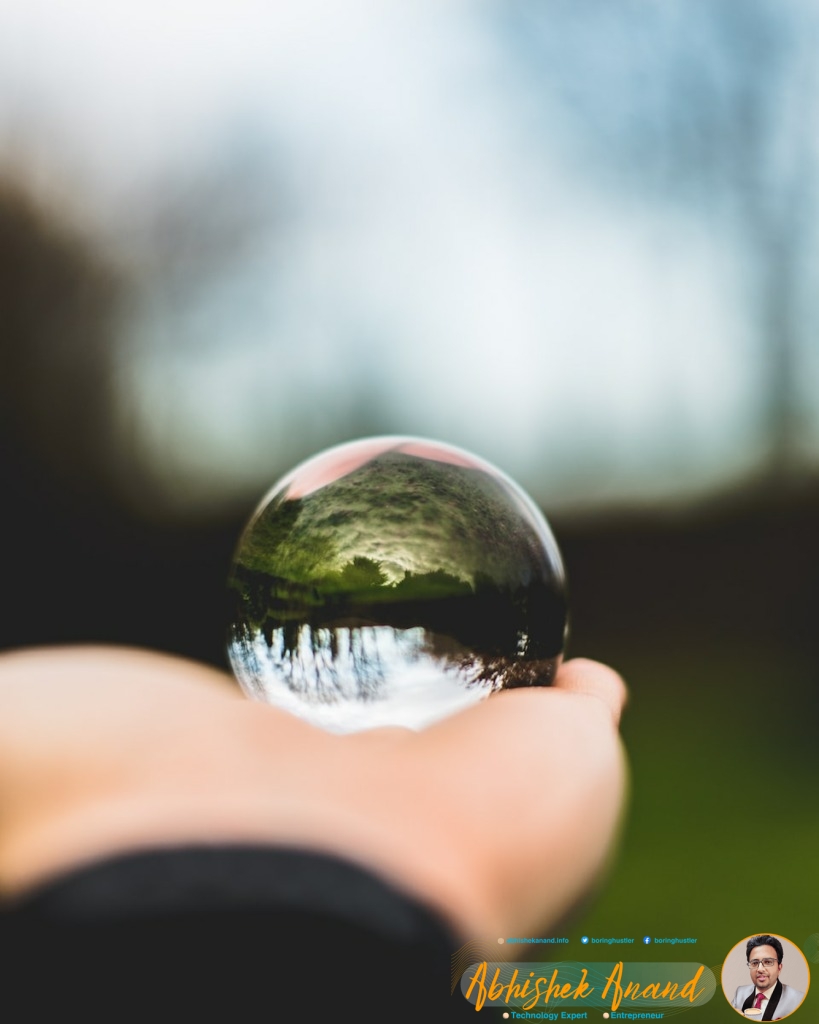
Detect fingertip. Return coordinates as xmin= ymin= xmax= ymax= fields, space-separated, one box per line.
xmin=553 ymin=657 xmax=628 ymax=726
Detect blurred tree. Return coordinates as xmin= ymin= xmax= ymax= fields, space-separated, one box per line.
xmin=498 ymin=0 xmax=818 ymax=482
xmin=0 ymin=181 xmax=120 ymax=503
xmin=0 ymin=178 xmax=237 ymax=664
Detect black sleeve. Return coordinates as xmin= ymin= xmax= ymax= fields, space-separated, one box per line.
xmin=0 ymin=845 xmax=478 ymax=1022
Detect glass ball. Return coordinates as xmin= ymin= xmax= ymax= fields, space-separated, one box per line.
xmin=226 ymin=437 xmax=568 ymax=732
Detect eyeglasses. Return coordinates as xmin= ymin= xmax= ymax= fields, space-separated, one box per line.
xmin=748 ymin=959 xmax=778 ymax=969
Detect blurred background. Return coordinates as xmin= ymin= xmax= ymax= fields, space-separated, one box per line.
xmin=1 ymin=1 xmax=817 ymax=1015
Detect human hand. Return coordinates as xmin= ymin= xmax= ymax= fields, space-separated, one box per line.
xmin=0 ymin=646 xmax=626 ymax=941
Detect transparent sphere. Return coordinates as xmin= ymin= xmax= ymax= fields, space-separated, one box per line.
xmin=227 ymin=437 xmax=568 ymax=732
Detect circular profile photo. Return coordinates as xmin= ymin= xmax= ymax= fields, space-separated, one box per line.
xmin=722 ymin=933 xmax=810 ymax=1020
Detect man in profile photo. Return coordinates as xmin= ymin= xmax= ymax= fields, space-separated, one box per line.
xmin=732 ymin=935 xmax=805 ymax=1020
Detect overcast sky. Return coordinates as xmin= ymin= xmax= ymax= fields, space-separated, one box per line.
xmin=2 ymin=0 xmax=817 ymax=514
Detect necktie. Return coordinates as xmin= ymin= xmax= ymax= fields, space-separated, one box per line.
xmin=754 ymin=991 xmax=766 ymax=1009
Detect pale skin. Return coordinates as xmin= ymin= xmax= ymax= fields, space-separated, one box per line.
xmin=0 ymin=645 xmax=627 ymax=942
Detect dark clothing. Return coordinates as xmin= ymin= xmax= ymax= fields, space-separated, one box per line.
xmin=741 ymin=980 xmax=783 ymax=1020
xmin=0 ymin=845 xmax=476 ymax=1022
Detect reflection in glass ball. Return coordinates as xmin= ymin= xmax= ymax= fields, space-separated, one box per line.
xmin=227 ymin=437 xmax=568 ymax=732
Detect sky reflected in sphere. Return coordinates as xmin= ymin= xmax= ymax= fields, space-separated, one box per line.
xmin=227 ymin=437 xmax=567 ymax=731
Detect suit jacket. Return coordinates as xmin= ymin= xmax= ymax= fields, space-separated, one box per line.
xmin=732 ymin=981 xmax=805 ymax=1019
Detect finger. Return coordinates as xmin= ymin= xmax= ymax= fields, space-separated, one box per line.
xmin=413 ymin=656 xmax=626 ymax=764
xmin=400 ymin=669 xmax=628 ymax=939
xmin=553 ymin=656 xmax=627 ymax=726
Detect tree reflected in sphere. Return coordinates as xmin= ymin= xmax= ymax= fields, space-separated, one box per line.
xmin=227 ymin=437 xmax=568 ymax=732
